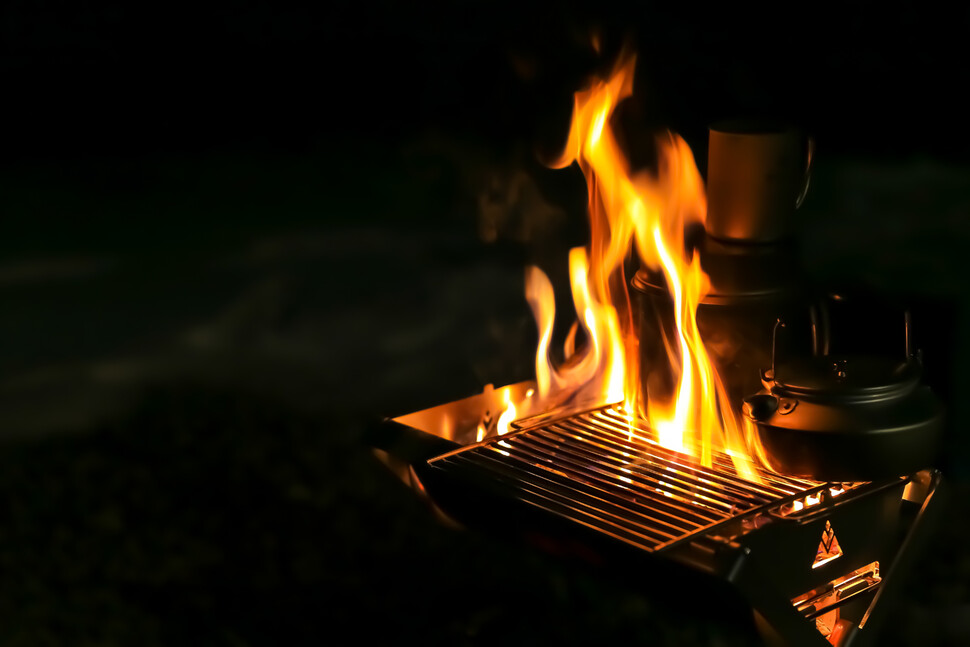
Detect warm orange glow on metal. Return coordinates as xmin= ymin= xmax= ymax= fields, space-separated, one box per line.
xmin=483 ymin=49 xmax=764 ymax=481
xmin=792 ymin=561 xmax=882 ymax=643
xmin=394 ymin=382 xmax=535 ymax=446
xmin=812 ymin=554 xmax=842 ymax=570
xmin=812 ymin=520 xmax=844 ymax=569
xmin=778 ymin=484 xmax=856 ymax=518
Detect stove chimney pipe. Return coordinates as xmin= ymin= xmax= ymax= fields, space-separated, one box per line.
xmin=705 ymin=121 xmax=812 ymax=244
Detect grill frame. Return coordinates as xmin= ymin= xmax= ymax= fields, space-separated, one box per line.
xmin=427 ymin=405 xmax=858 ymax=555
xmin=377 ymin=386 xmax=943 ymax=647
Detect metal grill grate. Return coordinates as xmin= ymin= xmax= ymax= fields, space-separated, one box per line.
xmin=427 ymin=405 xmax=828 ymax=553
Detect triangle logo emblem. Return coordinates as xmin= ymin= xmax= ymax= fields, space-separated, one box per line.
xmin=812 ymin=520 xmax=844 ymax=568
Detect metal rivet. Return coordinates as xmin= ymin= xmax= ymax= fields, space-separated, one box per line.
xmin=778 ymin=399 xmax=798 ymax=415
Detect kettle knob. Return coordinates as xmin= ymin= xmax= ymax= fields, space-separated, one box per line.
xmin=742 ymin=394 xmax=779 ymax=421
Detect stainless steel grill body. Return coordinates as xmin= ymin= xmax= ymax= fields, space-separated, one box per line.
xmin=378 ymin=391 xmax=943 ymax=647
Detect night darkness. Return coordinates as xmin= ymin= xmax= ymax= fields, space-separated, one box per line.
xmin=1 ymin=2 xmax=969 ymax=645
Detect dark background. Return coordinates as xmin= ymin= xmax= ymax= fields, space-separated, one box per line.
xmin=1 ymin=2 xmax=968 ymax=645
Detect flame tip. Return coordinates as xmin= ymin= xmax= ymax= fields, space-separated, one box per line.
xmin=506 ymin=47 xmax=768 ymax=480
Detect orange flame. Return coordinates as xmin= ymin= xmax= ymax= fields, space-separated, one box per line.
xmin=496 ymin=389 xmax=517 ymax=436
xmin=506 ymin=49 xmax=760 ymax=478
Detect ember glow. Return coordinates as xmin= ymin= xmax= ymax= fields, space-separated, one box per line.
xmin=506 ymin=50 xmax=762 ymax=477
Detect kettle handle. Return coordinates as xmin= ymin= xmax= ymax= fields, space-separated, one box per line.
xmin=810 ymin=296 xmax=831 ymax=357
xmin=795 ymin=137 xmax=816 ymax=210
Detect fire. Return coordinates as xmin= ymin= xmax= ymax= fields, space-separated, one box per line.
xmin=500 ymin=49 xmax=761 ymax=477
xmin=524 ymin=251 xmax=625 ymax=411
xmin=496 ymin=389 xmax=517 ymax=436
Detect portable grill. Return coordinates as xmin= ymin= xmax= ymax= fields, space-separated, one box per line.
xmin=373 ymin=391 xmax=943 ymax=647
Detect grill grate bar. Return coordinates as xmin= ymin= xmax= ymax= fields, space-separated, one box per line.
xmin=454 ymin=449 xmax=701 ymax=539
xmin=486 ymin=436 xmax=722 ymax=526
xmin=428 ymin=404 xmax=830 ymax=554
xmin=439 ymin=453 xmax=680 ymax=550
xmin=589 ymin=409 xmax=816 ymax=496
xmin=514 ymin=426 xmax=735 ymax=510
xmin=595 ymin=408 xmax=819 ymax=493
xmin=548 ymin=419 xmax=774 ymax=509
xmin=596 ymin=405 xmax=819 ymax=494
xmin=523 ymin=426 xmax=761 ymax=514
xmin=574 ymin=413 xmax=806 ymax=501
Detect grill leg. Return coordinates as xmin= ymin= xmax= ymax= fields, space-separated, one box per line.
xmin=744 ymin=470 xmax=945 ymax=647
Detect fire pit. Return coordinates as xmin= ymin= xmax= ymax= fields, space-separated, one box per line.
xmin=371 ymin=48 xmax=946 ymax=646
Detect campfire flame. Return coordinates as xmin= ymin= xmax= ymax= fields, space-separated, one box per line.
xmin=507 ymin=50 xmax=761 ymax=478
